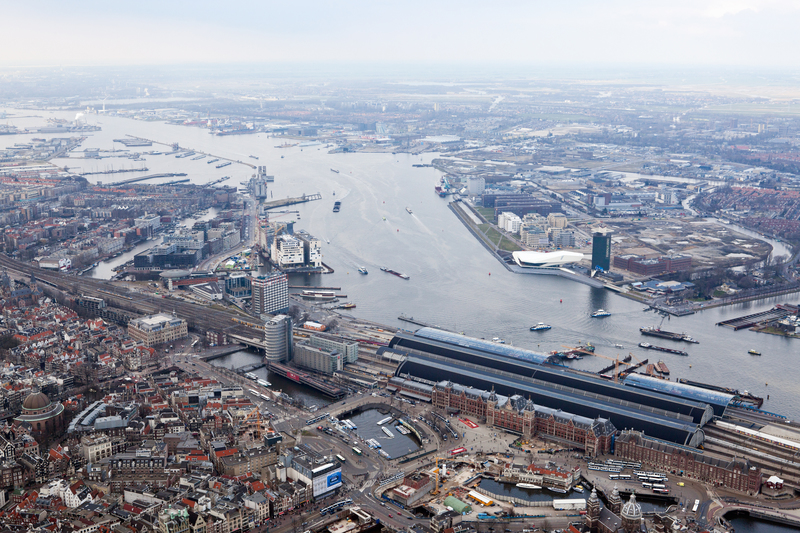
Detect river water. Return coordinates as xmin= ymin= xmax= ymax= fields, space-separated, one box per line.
xmin=4 ymin=110 xmax=800 ymax=420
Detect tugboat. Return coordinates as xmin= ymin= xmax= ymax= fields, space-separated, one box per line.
xmin=748 ymin=349 xmax=762 ymax=356
xmin=591 ymin=309 xmax=611 ymax=318
xmin=530 ymin=323 xmax=552 ymax=331
xmin=358 ymin=266 xmax=368 ymax=275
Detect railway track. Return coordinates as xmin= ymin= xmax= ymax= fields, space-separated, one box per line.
xmin=0 ymin=253 xmax=250 ymax=335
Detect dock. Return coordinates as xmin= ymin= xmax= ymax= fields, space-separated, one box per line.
xmin=199 ymin=346 xmax=243 ymax=361
xmin=289 ymin=286 xmax=341 ymax=290
xmin=237 ymin=363 xmax=266 ymax=374
xmin=262 ymin=193 xmax=322 ymax=209
xmin=716 ymin=304 xmax=797 ymax=330
xmin=107 ymin=172 xmax=187 ymax=186
xmin=398 ymin=314 xmax=440 ymax=328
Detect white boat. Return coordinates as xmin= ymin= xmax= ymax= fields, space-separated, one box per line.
xmin=530 ymin=323 xmax=551 ymax=331
xmin=377 ymin=416 xmax=393 ymax=425
xmin=546 ymin=486 xmax=568 ymax=494
xmin=516 ymin=483 xmax=542 ymax=490
xmin=406 ymin=207 xmax=413 ymax=214
xmin=591 ymin=309 xmax=611 ymax=318
xmin=382 ymin=427 xmax=395 ymax=438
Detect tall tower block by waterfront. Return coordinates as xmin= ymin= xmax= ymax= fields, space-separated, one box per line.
xmin=591 ymin=229 xmax=612 ymax=271
xmin=264 ymin=314 xmax=293 ymax=363
xmin=251 ymin=272 xmax=289 ymax=316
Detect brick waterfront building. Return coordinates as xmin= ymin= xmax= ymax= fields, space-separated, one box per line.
xmin=614 ymin=430 xmax=761 ymax=494
xmin=431 ymin=381 xmax=616 ymax=456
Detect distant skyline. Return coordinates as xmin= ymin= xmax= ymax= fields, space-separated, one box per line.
xmin=2 ymin=1 xmax=800 ymax=70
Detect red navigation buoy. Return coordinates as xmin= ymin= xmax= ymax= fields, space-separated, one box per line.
xmin=397 ymin=229 xmax=399 ymax=232
xmin=489 ymin=273 xmax=491 ymax=276
xmin=560 ymin=299 xmax=562 ymax=303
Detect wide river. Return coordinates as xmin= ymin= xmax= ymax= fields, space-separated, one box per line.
xmin=4 ymin=110 xmax=800 ymax=422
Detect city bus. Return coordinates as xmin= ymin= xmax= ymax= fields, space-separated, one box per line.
xmin=352 ymin=447 xmax=362 ymax=456
xmin=336 ymin=454 xmax=346 ymax=463
xmin=641 ymin=482 xmax=652 ymax=489
xmin=653 ymin=488 xmax=670 ymax=494
xmin=692 ymin=499 xmax=700 ymax=513
xmin=609 ymin=474 xmax=632 ymax=480
xmin=652 ymin=484 xmax=666 ymax=489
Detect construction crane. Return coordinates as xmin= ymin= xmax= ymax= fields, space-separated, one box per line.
xmin=431 ymin=457 xmax=447 ymax=495
xmin=566 ymin=345 xmax=630 ymax=384
xmin=238 ymin=407 xmax=267 ymax=442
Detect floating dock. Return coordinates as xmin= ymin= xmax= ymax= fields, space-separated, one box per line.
xmin=716 ymin=305 xmax=797 ymax=330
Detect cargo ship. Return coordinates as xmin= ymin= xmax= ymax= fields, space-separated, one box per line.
xmin=434 ymin=186 xmax=447 ymax=197
xmin=249 ymin=155 xmax=259 ymax=160
xmin=216 ymin=161 xmax=232 ymax=168
xmin=638 ymin=342 xmax=688 ymax=356
xmin=330 ymin=168 xmax=340 ymax=173
xmin=656 ymin=360 xmax=670 ymax=375
xmin=191 ymin=154 xmax=206 ymax=160
xmin=381 ymin=267 xmax=409 ymax=280
xmin=207 ymin=158 xmax=219 ymax=164
xmin=333 ymin=201 xmax=341 ymax=212
xmin=640 ymin=326 xmax=698 ymax=343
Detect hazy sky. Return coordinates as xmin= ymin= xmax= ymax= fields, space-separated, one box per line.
xmin=3 ymin=0 xmax=800 ymax=69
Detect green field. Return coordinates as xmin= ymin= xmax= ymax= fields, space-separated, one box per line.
xmin=474 ymin=207 xmax=495 ymax=222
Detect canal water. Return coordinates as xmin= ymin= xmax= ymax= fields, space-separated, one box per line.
xmin=5 ymin=109 xmax=800 ymax=419
xmin=477 ymin=479 xmax=669 ymax=513
xmin=209 ymin=349 xmax=332 ymax=407
xmin=727 ymin=512 xmax=800 ymax=532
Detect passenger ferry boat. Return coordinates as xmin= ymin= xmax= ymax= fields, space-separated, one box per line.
xmin=591 ymin=309 xmax=611 ymax=318
xmin=530 ymin=323 xmax=551 ymax=331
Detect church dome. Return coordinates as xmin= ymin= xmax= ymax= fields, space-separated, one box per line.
xmin=23 ymin=392 xmax=51 ymax=410
xmin=621 ymin=492 xmax=642 ymax=520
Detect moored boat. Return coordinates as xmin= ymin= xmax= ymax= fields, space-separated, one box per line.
xmin=516 ymin=483 xmax=542 ymax=490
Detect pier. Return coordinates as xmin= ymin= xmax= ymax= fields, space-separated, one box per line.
xmin=199 ymin=346 xmax=243 ymax=361
xmin=81 ymin=167 xmax=148 ymax=176
xmin=237 ymin=363 xmax=266 ymax=374
xmin=107 ymin=172 xmax=187 ymax=186
xmin=398 ymin=314 xmax=441 ymax=328
xmin=716 ymin=304 xmax=797 ymax=330
xmin=266 ymin=361 xmax=346 ymax=398
xmin=262 ymin=193 xmax=322 ymax=209
xmin=289 ymin=286 xmax=341 ymax=290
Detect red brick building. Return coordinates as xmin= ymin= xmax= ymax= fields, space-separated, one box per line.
xmin=614 ymin=430 xmax=761 ymax=494
xmin=431 ymin=382 xmax=616 ymax=456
